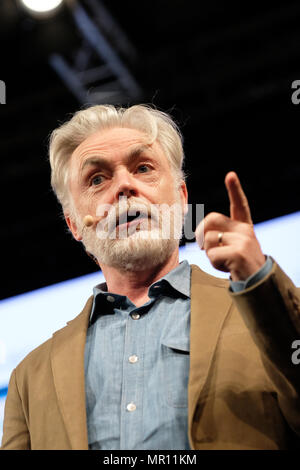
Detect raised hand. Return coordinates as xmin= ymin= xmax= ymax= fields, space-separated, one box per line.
xmin=195 ymin=171 xmax=266 ymax=281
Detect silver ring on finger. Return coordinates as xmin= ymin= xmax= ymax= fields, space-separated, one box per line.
xmin=218 ymin=232 xmax=224 ymax=247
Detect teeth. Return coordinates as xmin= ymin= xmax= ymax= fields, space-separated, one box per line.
xmin=128 ymin=211 xmax=141 ymax=222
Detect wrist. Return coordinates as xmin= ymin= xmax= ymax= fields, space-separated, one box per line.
xmin=230 ymin=254 xmax=266 ymax=282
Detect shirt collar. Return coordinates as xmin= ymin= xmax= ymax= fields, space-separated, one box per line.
xmin=89 ymin=260 xmax=190 ymax=324
xmin=151 ymin=259 xmax=190 ymax=298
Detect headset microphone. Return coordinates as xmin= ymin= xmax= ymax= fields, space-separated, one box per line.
xmin=83 ymin=215 xmax=95 ymax=227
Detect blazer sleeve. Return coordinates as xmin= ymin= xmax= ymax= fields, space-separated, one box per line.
xmin=229 ymin=258 xmax=300 ymax=439
xmin=1 ymin=368 xmax=30 ymax=450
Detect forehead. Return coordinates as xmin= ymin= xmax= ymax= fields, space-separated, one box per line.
xmin=71 ymin=127 xmax=166 ymax=165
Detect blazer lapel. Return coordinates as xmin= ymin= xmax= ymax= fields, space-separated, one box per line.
xmin=50 ymin=296 xmax=93 ymax=450
xmin=188 ymin=265 xmax=233 ymax=445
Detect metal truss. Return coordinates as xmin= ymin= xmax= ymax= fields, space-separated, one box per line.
xmin=49 ymin=0 xmax=142 ymax=104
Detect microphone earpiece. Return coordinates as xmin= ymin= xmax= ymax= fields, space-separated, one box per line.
xmin=83 ymin=215 xmax=95 ymax=227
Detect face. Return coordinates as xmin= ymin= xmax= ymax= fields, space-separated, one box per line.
xmin=66 ymin=127 xmax=188 ymax=271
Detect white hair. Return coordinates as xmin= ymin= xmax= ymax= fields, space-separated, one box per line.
xmin=48 ymin=104 xmax=185 ymax=216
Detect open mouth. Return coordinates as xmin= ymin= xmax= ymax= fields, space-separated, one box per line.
xmin=116 ymin=211 xmax=149 ymax=229
xmin=117 ymin=211 xmax=140 ymax=226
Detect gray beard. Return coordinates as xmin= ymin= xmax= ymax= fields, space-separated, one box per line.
xmin=86 ymin=232 xmax=179 ymax=271
xmin=78 ymin=198 xmax=184 ymax=272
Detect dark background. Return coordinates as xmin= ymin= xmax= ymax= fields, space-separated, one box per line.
xmin=1 ymin=0 xmax=299 ymax=300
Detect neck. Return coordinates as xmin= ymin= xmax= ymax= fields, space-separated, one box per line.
xmin=99 ymin=248 xmax=180 ymax=307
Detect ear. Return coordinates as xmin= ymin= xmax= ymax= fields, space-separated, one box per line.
xmin=179 ymin=180 xmax=188 ymax=215
xmin=64 ymin=213 xmax=83 ymax=241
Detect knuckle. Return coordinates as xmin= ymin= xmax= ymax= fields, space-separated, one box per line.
xmin=214 ymin=212 xmax=223 ymax=222
xmin=240 ymin=199 xmax=249 ymax=209
xmin=207 ymin=212 xmax=223 ymax=225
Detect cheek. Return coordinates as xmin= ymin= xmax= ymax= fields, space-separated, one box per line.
xmin=83 ymin=193 xmax=101 ymax=215
xmin=70 ymin=184 xmax=95 ymax=218
xmin=143 ymin=182 xmax=171 ymax=204
xmin=159 ymin=179 xmax=178 ymax=203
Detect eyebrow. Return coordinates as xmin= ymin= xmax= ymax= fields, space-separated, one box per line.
xmin=79 ymin=144 xmax=151 ymax=175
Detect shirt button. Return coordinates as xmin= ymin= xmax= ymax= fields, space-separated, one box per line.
xmin=126 ymin=403 xmax=136 ymax=412
xmin=131 ymin=313 xmax=140 ymax=320
xmin=129 ymin=355 xmax=138 ymax=364
xmin=106 ymin=295 xmax=115 ymax=303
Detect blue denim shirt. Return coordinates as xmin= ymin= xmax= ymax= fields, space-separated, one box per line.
xmin=84 ymin=256 xmax=273 ymax=450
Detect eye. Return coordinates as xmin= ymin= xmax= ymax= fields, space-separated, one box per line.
xmin=137 ymin=164 xmax=151 ymax=173
xmin=91 ymin=174 xmax=105 ymax=186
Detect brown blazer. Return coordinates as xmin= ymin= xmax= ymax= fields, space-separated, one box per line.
xmin=1 ymin=259 xmax=300 ymax=450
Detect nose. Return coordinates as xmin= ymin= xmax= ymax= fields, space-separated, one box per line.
xmin=114 ymin=169 xmax=138 ymax=202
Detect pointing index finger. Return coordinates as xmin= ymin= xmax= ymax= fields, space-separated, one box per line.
xmin=225 ymin=171 xmax=253 ymax=224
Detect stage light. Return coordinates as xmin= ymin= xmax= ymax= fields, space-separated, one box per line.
xmin=20 ymin=0 xmax=64 ymax=16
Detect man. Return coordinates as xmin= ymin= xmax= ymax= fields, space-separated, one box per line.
xmin=1 ymin=104 xmax=300 ymax=450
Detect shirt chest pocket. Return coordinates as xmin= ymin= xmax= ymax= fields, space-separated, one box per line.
xmin=161 ymin=339 xmax=190 ymax=408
